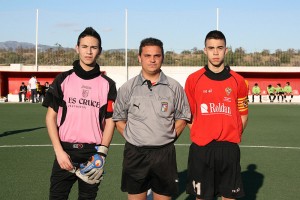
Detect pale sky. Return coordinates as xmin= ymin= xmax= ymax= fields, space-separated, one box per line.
xmin=0 ymin=0 xmax=299 ymax=53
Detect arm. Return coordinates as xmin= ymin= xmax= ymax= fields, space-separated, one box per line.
xmin=175 ymin=119 xmax=187 ymax=138
xmin=187 ymin=117 xmax=193 ymax=129
xmin=45 ymin=107 xmax=73 ymax=171
xmin=241 ymin=114 xmax=248 ymax=131
xmin=115 ymin=120 xmax=127 ymax=138
xmin=100 ymin=118 xmax=115 ymax=147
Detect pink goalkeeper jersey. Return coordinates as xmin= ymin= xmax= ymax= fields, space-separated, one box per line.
xmin=43 ymin=61 xmax=117 ymax=144
xmin=57 ymin=73 xmax=109 ymax=143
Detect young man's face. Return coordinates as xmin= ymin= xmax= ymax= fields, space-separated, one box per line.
xmin=76 ymin=36 xmax=101 ymax=70
xmin=204 ymin=39 xmax=228 ymax=68
xmin=138 ymin=45 xmax=163 ymax=77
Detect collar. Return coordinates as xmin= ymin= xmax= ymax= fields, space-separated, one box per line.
xmin=137 ymin=71 xmax=169 ymax=86
xmin=73 ymin=60 xmax=101 ymax=80
xmin=204 ymin=65 xmax=231 ymax=80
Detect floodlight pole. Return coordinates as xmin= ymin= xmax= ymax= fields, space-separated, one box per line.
xmin=125 ymin=9 xmax=128 ymax=80
xmin=216 ymin=8 xmax=219 ymax=30
xmin=35 ymin=9 xmax=39 ymax=71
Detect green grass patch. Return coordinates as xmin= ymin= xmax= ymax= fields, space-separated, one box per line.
xmin=0 ymin=103 xmax=299 ymax=199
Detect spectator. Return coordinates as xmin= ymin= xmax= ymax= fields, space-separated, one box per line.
xmin=283 ymin=82 xmax=293 ymax=102
xmin=275 ymin=83 xmax=284 ymax=102
xmin=18 ymin=82 xmax=27 ymax=102
xmin=44 ymin=82 xmax=50 ymax=93
xmin=39 ymin=82 xmax=50 ymax=103
xmin=267 ymin=84 xmax=276 ymax=103
xmin=28 ymin=75 xmax=37 ymax=103
xmin=252 ymin=83 xmax=262 ymax=103
xmin=36 ymin=82 xmax=43 ymax=102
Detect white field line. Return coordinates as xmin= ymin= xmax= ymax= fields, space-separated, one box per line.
xmin=0 ymin=144 xmax=300 ymax=150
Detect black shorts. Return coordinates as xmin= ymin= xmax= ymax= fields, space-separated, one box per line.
xmin=186 ymin=141 xmax=244 ymax=199
xmin=121 ymin=142 xmax=178 ymax=196
xmin=49 ymin=142 xmax=100 ymax=199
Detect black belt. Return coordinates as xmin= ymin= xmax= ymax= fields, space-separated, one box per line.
xmin=126 ymin=141 xmax=174 ymax=150
xmin=61 ymin=141 xmax=99 ymax=150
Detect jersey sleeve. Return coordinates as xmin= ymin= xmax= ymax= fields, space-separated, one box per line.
xmin=237 ymin=79 xmax=249 ymax=115
xmin=105 ymin=78 xmax=117 ymax=118
xmin=112 ymin=84 xmax=130 ymax=121
xmin=174 ymin=84 xmax=191 ymax=121
xmin=185 ymin=74 xmax=196 ymax=118
xmin=42 ymin=72 xmax=67 ymax=112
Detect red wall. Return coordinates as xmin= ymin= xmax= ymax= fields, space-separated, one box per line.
xmin=1 ymin=72 xmax=59 ymax=95
xmin=1 ymin=71 xmax=106 ymax=96
xmin=238 ymin=72 xmax=300 ymax=95
xmin=1 ymin=71 xmax=299 ymax=96
xmin=9 ymin=77 xmax=55 ymax=94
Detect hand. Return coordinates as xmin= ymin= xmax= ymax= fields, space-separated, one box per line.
xmin=80 ymin=154 xmax=105 ymax=174
xmin=56 ymin=150 xmax=73 ymax=171
xmin=75 ymin=145 xmax=108 ymax=184
xmin=75 ymin=168 xmax=103 ymax=184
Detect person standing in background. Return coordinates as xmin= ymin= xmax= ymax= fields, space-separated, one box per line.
xmin=36 ymin=81 xmax=43 ymax=103
xmin=28 ymin=75 xmax=37 ymax=103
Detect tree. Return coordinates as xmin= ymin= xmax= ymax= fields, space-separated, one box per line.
xmin=261 ymin=49 xmax=270 ymax=56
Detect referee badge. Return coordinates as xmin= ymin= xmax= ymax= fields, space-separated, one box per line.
xmin=161 ymin=102 xmax=168 ymax=112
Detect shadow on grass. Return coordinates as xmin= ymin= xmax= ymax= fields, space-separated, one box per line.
xmin=173 ymin=170 xmax=194 ymax=200
xmin=240 ymin=164 xmax=264 ymax=200
xmin=0 ymin=126 xmax=46 ymax=137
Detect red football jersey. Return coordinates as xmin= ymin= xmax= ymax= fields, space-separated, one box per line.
xmin=185 ymin=66 xmax=248 ymax=146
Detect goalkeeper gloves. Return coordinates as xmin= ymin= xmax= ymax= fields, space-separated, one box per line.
xmin=72 ymin=145 xmax=109 ymax=184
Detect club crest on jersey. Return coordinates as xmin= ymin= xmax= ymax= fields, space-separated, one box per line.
xmin=161 ymin=102 xmax=168 ymax=112
xmin=225 ymin=87 xmax=232 ymax=96
xmin=82 ymin=89 xmax=89 ymax=98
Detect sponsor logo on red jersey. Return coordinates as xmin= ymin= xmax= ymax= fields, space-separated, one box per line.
xmin=200 ymin=103 xmax=232 ymax=115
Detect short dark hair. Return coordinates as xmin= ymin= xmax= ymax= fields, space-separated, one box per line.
xmin=205 ymin=30 xmax=226 ymax=46
xmin=77 ymin=27 xmax=101 ymax=48
xmin=139 ymin=37 xmax=164 ymax=58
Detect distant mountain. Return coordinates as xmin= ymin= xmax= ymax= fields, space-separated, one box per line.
xmin=0 ymin=41 xmax=70 ymax=51
xmin=0 ymin=41 xmax=136 ymax=53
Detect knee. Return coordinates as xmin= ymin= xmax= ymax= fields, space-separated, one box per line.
xmin=49 ymin=191 xmax=70 ymax=200
xmin=78 ymin=191 xmax=98 ymax=200
xmin=78 ymin=183 xmax=99 ymax=200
